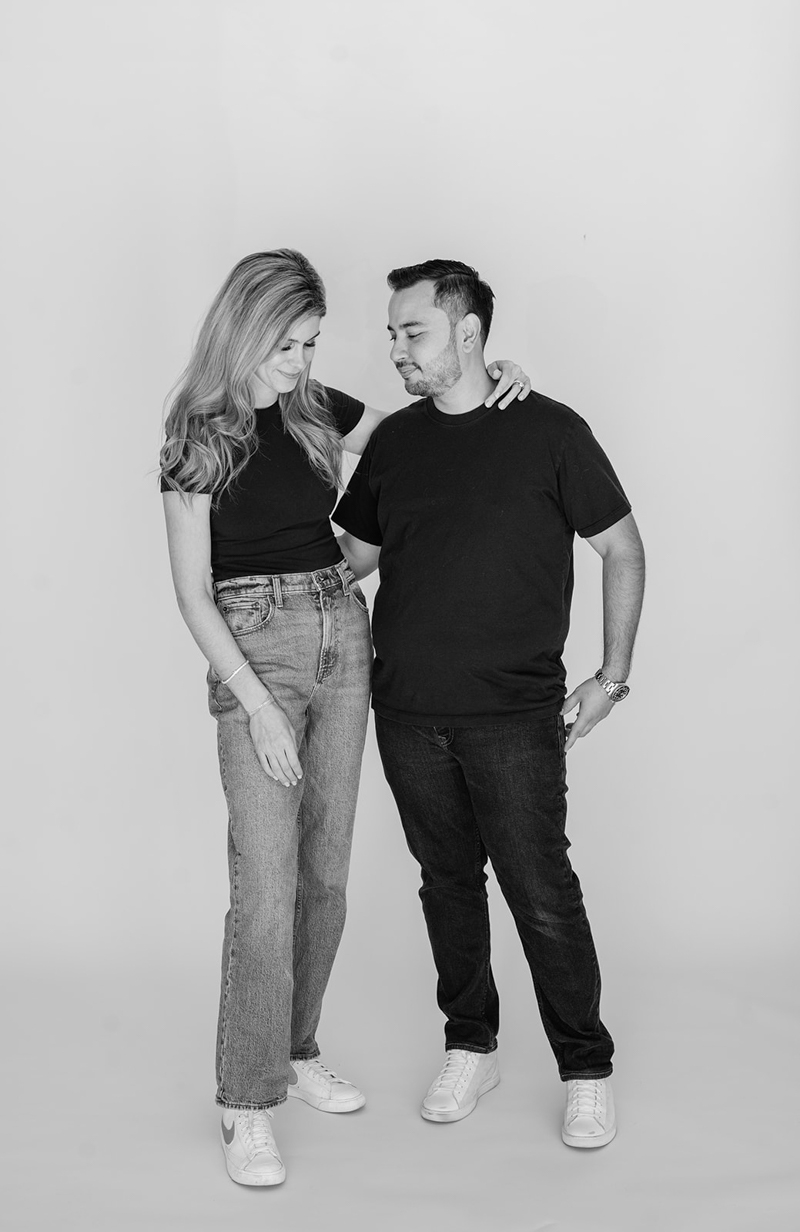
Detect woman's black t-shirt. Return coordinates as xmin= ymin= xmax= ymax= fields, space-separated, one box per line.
xmin=161 ymin=386 xmax=364 ymax=580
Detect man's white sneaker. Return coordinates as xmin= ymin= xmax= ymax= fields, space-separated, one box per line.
xmin=561 ymin=1077 xmax=616 ymax=1148
xmin=219 ymin=1107 xmax=286 ymax=1186
xmin=287 ymin=1058 xmax=366 ymax=1113
xmin=420 ymin=1049 xmax=500 ymax=1122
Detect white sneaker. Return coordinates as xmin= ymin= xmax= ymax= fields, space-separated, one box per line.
xmin=561 ymin=1077 xmax=616 ymax=1148
xmin=219 ymin=1107 xmax=286 ymax=1186
xmin=287 ymin=1058 xmax=366 ymax=1113
xmin=420 ymin=1049 xmax=500 ymax=1122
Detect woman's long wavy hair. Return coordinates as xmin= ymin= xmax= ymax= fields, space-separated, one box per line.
xmin=160 ymin=249 xmax=342 ymax=501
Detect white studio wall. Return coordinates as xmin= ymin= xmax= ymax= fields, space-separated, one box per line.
xmin=3 ymin=5 xmax=800 ymax=1231
xmin=1 ymin=0 xmax=797 ymax=992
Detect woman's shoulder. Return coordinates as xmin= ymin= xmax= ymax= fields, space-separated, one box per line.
xmin=315 ymin=384 xmax=365 ymax=436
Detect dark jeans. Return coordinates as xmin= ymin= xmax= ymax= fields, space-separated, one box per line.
xmin=375 ymin=713 xmax=614 ymax=1080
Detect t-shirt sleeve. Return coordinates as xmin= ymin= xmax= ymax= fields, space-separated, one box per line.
xmin=557 ymin=416 xmax=632 ymax=538
xmin=324 ymin=386 xmax=365 ymax=438
xmin=332 ymin=439 xmax=382 ymax=545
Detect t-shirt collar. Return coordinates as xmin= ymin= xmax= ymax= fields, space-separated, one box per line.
xmin=423 ymin=398 xmax=495 ymax=426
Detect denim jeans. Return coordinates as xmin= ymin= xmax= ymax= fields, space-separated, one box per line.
xmin=209 ymin=562 xmax=372 ymax=1109
xmin=375 ymin=714 xmax=614 ymax=1080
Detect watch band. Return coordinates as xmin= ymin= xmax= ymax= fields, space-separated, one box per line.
xmin=595 ymin=668 xmax=631 ymax=703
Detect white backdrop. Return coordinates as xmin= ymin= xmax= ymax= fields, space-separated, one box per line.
xmin=2 ymin=2 xmax=798 ymax=1228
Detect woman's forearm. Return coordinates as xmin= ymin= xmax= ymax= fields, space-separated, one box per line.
xmin=175 ymin=587 xmax=273 ymax=714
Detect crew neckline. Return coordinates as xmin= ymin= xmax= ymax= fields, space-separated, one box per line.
xmin=423 ymin=398 xmax=495 ymax=426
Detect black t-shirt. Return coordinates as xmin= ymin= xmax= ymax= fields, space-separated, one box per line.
xmin=333 ymin=391 xmax=631 ymax=725
xmin=161 ymin=386 xmax=364 ymax=579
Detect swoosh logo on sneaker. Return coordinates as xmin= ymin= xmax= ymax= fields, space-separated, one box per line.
xmin=221 ymin=1116 xmax=235 ymax=1145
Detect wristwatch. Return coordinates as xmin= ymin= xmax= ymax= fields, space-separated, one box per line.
xmin=594 ymin=668 xmax=630 ymax=703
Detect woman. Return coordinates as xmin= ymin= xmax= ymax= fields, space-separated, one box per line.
xmin=160 ymin=248 xmax=529 ymax=1187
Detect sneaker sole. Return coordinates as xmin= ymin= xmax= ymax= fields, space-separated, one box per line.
xmin=224 ymin=1160 xmax=286 ymax=1185
xmin=287 ymin=1086 xmax=366 ymax=1113
xmin=561 ymin=1124 xmax=617 ymax=1149
xmin=221 ymin=1137 xmax=286 ymax=1185
xmin=420 ymin=1072 xmax=501 ymax=1123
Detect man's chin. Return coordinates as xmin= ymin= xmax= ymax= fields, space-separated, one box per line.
xmin=403 ymin=375 xmax=431 ymax=396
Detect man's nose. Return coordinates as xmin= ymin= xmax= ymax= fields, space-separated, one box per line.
xmin=390 ymin=337 xmax=405 ymax=364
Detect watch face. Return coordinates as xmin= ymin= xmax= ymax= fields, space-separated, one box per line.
xmin=612 ymin=684 xmax=630 ymax=702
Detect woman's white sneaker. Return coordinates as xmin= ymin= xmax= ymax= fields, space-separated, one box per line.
xmin=287 ymin=1058 xmax=366 ymax=1112
xmin=561 ymin=1077 xmax=616 ymax=1148
xmin=220 ymin=1107 xmax=286 ymax=1185
xmin=421 ymin=1049 xmax=500 ymax=1122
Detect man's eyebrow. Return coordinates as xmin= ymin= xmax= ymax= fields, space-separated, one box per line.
xmin=387 ymin=319 xmax=426 ymax=331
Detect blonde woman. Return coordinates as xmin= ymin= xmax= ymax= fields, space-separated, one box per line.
xmin=160 ymin=249 xmax=529 ymax=1186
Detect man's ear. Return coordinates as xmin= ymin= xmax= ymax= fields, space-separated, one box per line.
xmin=459 ymin=313 xmax=482 ymax=353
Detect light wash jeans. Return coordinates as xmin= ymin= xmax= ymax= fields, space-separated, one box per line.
xmin=208 ymin=561 xmax=372 ymax=1110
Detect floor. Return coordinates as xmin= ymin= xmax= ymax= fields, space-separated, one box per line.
xmin=5 ymin=961 xmax=799 ymax=1232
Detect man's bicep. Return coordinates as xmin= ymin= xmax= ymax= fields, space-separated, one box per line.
xmin=585 ymin=512 xmax=643 ymax=560
xmin=332 ymin=445 xmax=382 ymax=546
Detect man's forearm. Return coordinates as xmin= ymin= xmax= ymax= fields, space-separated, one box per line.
xmin=337 ymin=532 xmax=381 ymax=580
xmin=601 ymin=543 xmax=646 ymax=681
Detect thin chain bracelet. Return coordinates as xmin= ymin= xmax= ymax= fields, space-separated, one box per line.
xmin=247 ymin=697 xmax=274 ymax=719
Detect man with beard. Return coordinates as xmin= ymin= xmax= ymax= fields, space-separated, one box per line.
xmin=333 ymin=259 xmax=645 ymax=1149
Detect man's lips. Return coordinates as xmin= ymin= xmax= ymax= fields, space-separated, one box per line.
xmin=396 ymin=366 xmax=418 ymax=378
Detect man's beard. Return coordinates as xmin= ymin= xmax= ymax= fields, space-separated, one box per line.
xmin=401 ymin=331 xmax=462 ymax=397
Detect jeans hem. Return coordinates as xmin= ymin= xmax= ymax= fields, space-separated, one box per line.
xmin=445 ymin=1043 xmax=498 ymax=1055
xmin=290 ymin=1048 xmax=321 ymax=1062
xmin=216 ymin=1095 xmax=287 ymax=1111
xmin=559 ymin=1066 xmax=614 ymax=1081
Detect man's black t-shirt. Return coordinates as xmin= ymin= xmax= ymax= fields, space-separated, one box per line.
xmin=333 ymin=391 xmax=631 ymax=725
xmin=161 ymin=386 xmax=364 ymax=579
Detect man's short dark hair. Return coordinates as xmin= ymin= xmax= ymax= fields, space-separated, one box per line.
xmin=387 ymin=259 xmax=495 ymax=344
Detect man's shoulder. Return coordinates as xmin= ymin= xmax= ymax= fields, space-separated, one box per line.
xmin=517 ymin=390 xmax=589 ymax=437
xmin=370 ymin=399 xmax=429 ymax=443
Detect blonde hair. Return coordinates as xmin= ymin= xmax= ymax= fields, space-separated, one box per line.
xmin=160 ymin=249 xmax=342 ymax=500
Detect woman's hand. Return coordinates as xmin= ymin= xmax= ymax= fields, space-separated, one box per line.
xmin=485 ymin=360 xmax=532 ymax=409
xmin=249 ymin=697 xmax=304 ymax=787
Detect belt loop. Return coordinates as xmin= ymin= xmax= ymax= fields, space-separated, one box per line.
xmin=273 ymin=575 xmax=283 ymax=608
xmin=336 ymin=560 xmax=350 ymax=595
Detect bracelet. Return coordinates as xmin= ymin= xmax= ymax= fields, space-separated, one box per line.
xmin=221 ymin=661 xmax=249 ymax=686
xmin=247 ymin=696 xmax=274 ymax=719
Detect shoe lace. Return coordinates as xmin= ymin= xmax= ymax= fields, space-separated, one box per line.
xmin=567 ymin=1079 xmax=605 ymax=1119
xmin=247 ymin=1108 xmax=276 ymax=1152
xmin=432 ymin=1051 xmax=477 ymax=1092
xmin=299 ymin=1058 xmax=339 ymax=1081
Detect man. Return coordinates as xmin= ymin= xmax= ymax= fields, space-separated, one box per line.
xmin=334 ymin=259 xmax=645 ymax=1149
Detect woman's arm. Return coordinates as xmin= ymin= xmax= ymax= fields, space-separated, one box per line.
xmin=162 ymin=491 xmax=303 ymax=787
xmin=341 ymin=360 xmax=532 ymax=456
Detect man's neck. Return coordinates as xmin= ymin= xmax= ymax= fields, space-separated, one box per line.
xmin=433 ymin=366 xmax=494 ymax=416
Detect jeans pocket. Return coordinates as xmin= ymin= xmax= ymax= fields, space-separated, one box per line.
xmin=216 ymin=594 xmax=275 ymax=636
xmin=349 ymin=582 xmax=369 ymax=613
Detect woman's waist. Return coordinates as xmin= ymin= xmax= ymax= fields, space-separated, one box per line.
xmin=213 ymin=559 xmax=355 ymax=601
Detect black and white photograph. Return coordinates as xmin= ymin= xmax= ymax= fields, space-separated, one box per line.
xmin=2 ymin=2 xmax=798 ymax=1229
